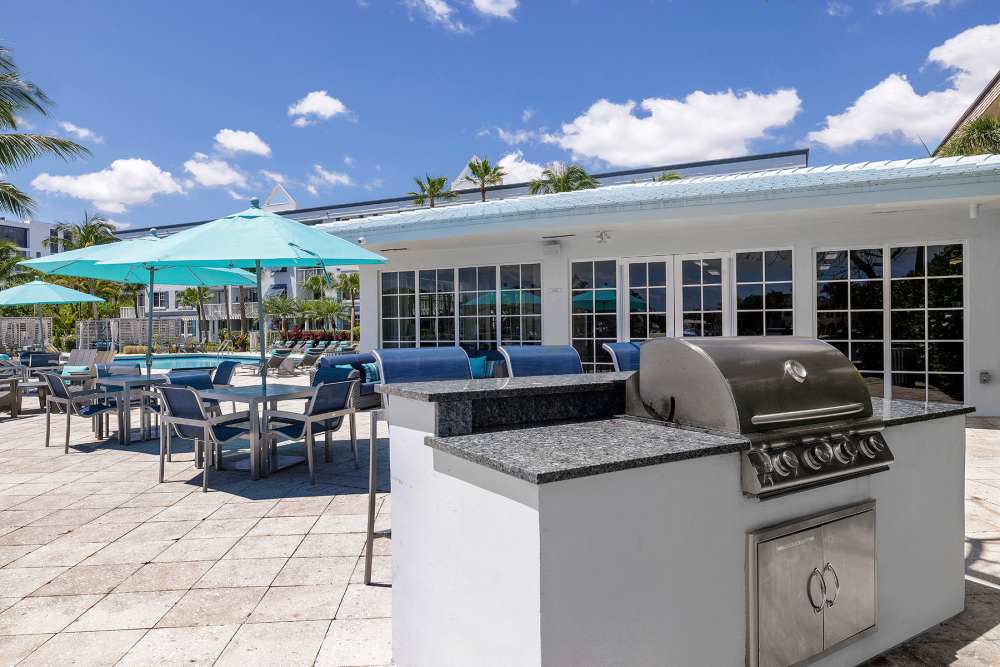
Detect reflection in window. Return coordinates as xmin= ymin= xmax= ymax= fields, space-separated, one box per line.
xmin=816 ymin=249 xmax=884 ymax=397
xmin=626 ymin=260 xmax=668 ymax=341
xmin=571 ymin=260 xmax=617 ymax=372
xmin=681 ymin=257 xmax=723 ymax=336
xmin=736 ymin=250 xmax=793 ymax=336
xmin=459 ymin=266 xmax=498 ymax=353
xmin=500 ymin=264 xmax=542 ymax=346
xmin=380 ymin=271 xmax=417 ymax=348
xmin=418 ymin=268 xmax=455 ymax=347
xmin=889 ymin=244 xmax=964 ymax=403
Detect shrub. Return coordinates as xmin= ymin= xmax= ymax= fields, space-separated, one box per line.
xmin=123 ymin=345 xmax=148 ymax=354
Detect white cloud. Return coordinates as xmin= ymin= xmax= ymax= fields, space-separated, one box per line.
xmin=809 ymin=21 xmax=1000 ymax=150
xmin=546 ymin=89 xmax=802 ymax=167
xmin=13 ymin=115 xmax=35 ymax=130
xmin=183 ymin=152 xmax=247 ymax=188
xmin=227 ymin=189 xmax=250 ymax=201
xmin=344 ymin=155 xmax=355 ymax=166
xmin=497 ymin=150 xmax=548 ymax=183
xmin=58 ymin=121 xmax=103 ymax=144
xmin=885 ymin=0 xmax=943 ymax=10
xmin=307 ymin=164 xmax=355 ymax=195
xmin=260 ymin=170 xmax=287 ymax=184
xmin=521 ymin=108 xmax=534 ymax=123
xmin=498 ymin=128 xmax=537 ymax=145
xmin=288 ymin=91 xmax=349 ymax=126
xmin=364 ymin=177 xmax=385 ymax=191
xmin=826 ymin=1 xmax=852 ymax=16
xmin=404 ymin=0 xmax=469 ymax=32
xmin=214 ymin=129 xmax=271 ymax=157
xmin=471 ymin=0 xmax=518 ymax=18
xmin=31 ymin=158 xmax=183 ymax=213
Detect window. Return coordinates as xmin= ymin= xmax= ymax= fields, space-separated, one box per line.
xmin=152 ymin=291 xmax=169 ymax=309
xmin=889 ymin=244 xmax=964 ymax=403
xmin=816 ymin=248 xmax=885 ymax=397
xmin=419 ymin=269 xmax=456 ymax=347
xmin=500 ymin=264 xmax=542 ymax=346
xmin=736 ymin=250 xmax=793 ymax=336
xmin=0 ymin=225 xmax=28 ymax=248
xmin=459 ymin=266 xmax=497 ymax=352
xmin=571 ymin=260 xmax=617 ymax=372
xmin=679 ymin=256 xmax=726 ymax=336
xmin=625 ymin=259 xmax=669 ymax=341
xmin=381 ymin=271 xmax=416 ymax=348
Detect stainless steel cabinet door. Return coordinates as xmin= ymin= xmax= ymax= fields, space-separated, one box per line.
xmin=822 ymin=510 xmax=876 ymax=648
xmin=757 ymin=527 xmax=825 ymax=667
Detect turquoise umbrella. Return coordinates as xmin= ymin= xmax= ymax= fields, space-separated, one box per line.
xmin=95 ymin=199 xmax=387 ymax=391
xmin=21 ymin=235 xmax=257 ymax=375
xmin=0 ymin=280 xmax=104 ymax=348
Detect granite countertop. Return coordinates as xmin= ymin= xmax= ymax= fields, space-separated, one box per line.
xmin=873 ymin=399 xmax=975 ymax=426
xmin=376 ymin=371 xmax=633 ymax=403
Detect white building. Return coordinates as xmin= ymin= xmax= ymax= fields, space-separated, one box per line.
xmin=0 ymin=216 xmax=58 ymax=258
xmin=316 ymin=155 xmax=1000 ymax=414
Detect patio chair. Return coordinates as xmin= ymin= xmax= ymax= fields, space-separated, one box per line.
xmin=602 ymin=342 xmax=642 ymax=372
xmin=254 ymin=349 xmax=291 ymax=376
xmin=94 ymin=350 xmax=116 ymax=365
xmin=498 ymin=345 xmax=583 ymax=377
xmin=295 ymin=350 xmax=323 ymax=374
xmin=167 ymin=371 xmax=221 ymax=413
xmin=288 ymin=341 xmax=306 ymax=354
xmin=273 ymin=354 xmax=299 ymax=377
xmin=157 ymin=385 xmax=253 ymax=491
xmin=40 ymin=373 xmax=119 ymax=453
xmin=263 ymin=379 xmax=359 ymax=484
xmin=372 ymin=346 xmax=472 ymax=384
xmin=0 ymin=378 xmax=20 ymax=419
xmin=27 ymin=352 xmax=62 ymax=373
xmin=211 ymin=360 xmax=240 ymax=386
xmin=313 ymin=353 xmax=382 ymax=411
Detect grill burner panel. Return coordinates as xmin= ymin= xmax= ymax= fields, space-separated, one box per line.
xmin=626 ymin=336 xmax=894 ymax=498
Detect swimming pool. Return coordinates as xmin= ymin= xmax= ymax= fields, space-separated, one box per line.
xmin=113 ymin=353 xmax=260 ymax=370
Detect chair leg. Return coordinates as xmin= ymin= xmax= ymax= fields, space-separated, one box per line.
xmin=305 ymin=423 xmax=315 ymax=485
xmin=44 ymin=403 xmax=51 ymax=448
xmin=158 ymin=425 xmax=166 ymax=483
xmin=165 ymin=426 xmax=172 ymax=462
xmin=349 ymin=413 xmax=359 ymax=470
xmin=215 ymin=438 xmax=224 ymax=471
xmin=202 ymin=427 xmax=210 ymax=492
xmin=64 ymin=408 xmax=71 ymax=454
xmin=324 ymin=422 xmax=333 ymax=464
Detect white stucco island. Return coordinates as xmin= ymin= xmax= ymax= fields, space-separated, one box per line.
xmin=377 ymin=373 xmax=973 ymax=667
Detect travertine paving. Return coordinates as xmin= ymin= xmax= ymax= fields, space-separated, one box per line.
xmin=0 ymin=369 xmax=391 ymax=666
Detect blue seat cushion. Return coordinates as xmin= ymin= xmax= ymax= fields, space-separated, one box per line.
xmin=62 ymin=365 xmax=91 ymax=376
xmin=469 ymin=356 xmax=488 ymax=379
xmin=78 ymin=401 xmax=117 ymax=417
xmin=212 ymin=417 xmax=252 ymax=442
xmin=362 ymin=362 xmax=380 ymax=383
xmin=269 ymin=416 xmax=343 ymax=441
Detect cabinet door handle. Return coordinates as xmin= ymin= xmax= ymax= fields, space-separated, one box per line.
xmin=822 ymin=562 xmax=840 ymax=607
xmin=807 ymin=567 xmax=827 ymax=614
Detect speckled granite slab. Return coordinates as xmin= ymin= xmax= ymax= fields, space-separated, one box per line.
xmin=873 ymin=399 xmax=975 ymax=426
xmin=426 ymin=418 xmax=749 ymax=484
xmin=376 ymin=372 xmax=633 ymax=402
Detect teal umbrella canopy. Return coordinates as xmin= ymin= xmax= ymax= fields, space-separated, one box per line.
xmin=95 ymin=203 xmax=387 ymax=269
xmin=21 ymin=236 xmax=256 ymax=286
xmin=0 ymin=280 xmax=104 ymax=306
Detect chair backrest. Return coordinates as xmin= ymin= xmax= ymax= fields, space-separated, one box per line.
xmin=167 ymin=371 xmax=214 ymax=391
xmin=267 ymin=351 xmax=290 ymax=369
xmin=0 ymin=377 xmax=17 ymax=399
xmin=307 ymin=379 xmax=355 ymax=416
xmin=67 ymin=348 xmax=98 ymax=367
xmin=312 ymin=364 xmax=360 ymax=386
xmin=499 ymin=345 xmax=583 ymax=377
xmin=94 ymin=350 xmax=115 ymax=365
xmin=28 ymin=352 xmax=61 ymax=368
xmin=602 ymin=342 xmax=641 ymax=372
xmin=40 ymin=373 xmax=71 ymax=400
xmin=372 ymin=347 xmax=472 ymax=384
xmin=98 ymin=363 xmax=141 ymax=377
xmin=158 ymin=385 xmax=209 ymax=439
xmin=212 ymin=360 xmax=239 ymax=385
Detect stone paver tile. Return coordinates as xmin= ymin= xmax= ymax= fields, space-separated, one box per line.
xmin=0 ymin=634 xmax=52 ymax=667
xmin=54 ymin=522 xmax=139 ymax=543
xmin=0 ymin=509 xmax=54 ymax=528
xmin=82 ymin=539 xmax=173 ymax=565
xmin=29 ymin=507 xmax=108 ymax=527
xmin=74 ymin=493 xmax=136 ymax=509
xmin=215 ymin=620 xmax=329 ymax=667
xmin=247 ymin=516 xmax=318 ymax=536
xmin=151 ymin=504 xmax=222 ymax=523
xmin=9 ymin=540 xmax=106 ymax=568
xmin=90 ymin=506 xmax=163 ymax=524
xmin=208 ymin=501 xmax=277 ymax=519
xmin=901 ymin=639 xmax=1000 ymax=665
xmin=193 ymin=557 xmax=287 ymax=589
xmin=182 ymin=517 xmax=258 ymax=540
xmin=311 ymin=514 xmax=369 ymax=534
xmin=0 ymin=597 xmax=20 ymax=614
xmin=349 ymin=556 xmax=392 ymax=585
xmin=18 ymin=628 xmax=145 ymax=666
xmin=324 ymin=495 xmax=373 ymax=515
xmin=294 ymin=532 xmax=366 ymax=558
xmin=225 ymin=534 xmax=304 ymax=559
xmin=267 ymin=498 xmax=332 ymax=516
xmin=0 ymin=543 xmax=35 ymax=567
xmin=315 ymin=618 xmax=392 ymax=667
xmin=121 ymin=491 xmax=191 ymax=508
xmin=0 ymin=566 xmax=68 ymax=597
xmin=30 ymin=563 xmax=139 ymax=597
xmin=156 ymin=586 xmax=267 ymax=628
xmin=118 ymin=624 xmax=240 ymax=667
xmin=115 ymin=560 xmax=214 ymax=593
xmin=153 ymin=536 xmax=239 ymax=562
xmin=0 ymin=524 xmax=72 ymax=545
xmin=0 ymin=594 xmax=102 ymax=634
xmin=336 ymin=583 xmax=392 ymax=619
xmin=272 ymin=556 xmax=357 ymax=587
xmin=249 ymin=584 xmax=347 ymax=622
xmin=10 ymin=494 xmax=85 ymax=511
xmin=118 ymin=520 xmax=198 ymax=543
xmin=66 ymin=590 xmax=184 ymax=631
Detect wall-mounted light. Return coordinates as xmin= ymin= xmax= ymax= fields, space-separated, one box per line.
xmin=595 ymin=231 xmax=611 ymax=244
xmin=356 ymin=236 xmax=367 ymax=245
xmin=970 ymin=203 xmax=981 ymax=220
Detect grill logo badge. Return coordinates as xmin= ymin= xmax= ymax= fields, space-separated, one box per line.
xmin=783 ymin=359 xmax=808 ymax=383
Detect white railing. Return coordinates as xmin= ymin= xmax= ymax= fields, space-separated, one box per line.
xmin=204 ymin=303 xmax=259 ymax=320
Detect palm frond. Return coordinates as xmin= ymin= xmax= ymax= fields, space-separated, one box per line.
xmin=0 ymin=132 xmax=89 ymax=171
xmin=0 ymin=179 xmax=35 ymax=218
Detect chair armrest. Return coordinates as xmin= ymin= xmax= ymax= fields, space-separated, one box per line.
xmin=208 ymin=410 xmax=252 ymax=425
xmin=261 ymin=409 xmax=307 ymax=423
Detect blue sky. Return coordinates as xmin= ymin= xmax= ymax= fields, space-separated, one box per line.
xmin=4 ymin=0 xmax=999 ymax=228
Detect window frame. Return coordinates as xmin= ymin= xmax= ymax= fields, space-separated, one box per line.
xmin=568 ymin=256 xmax=620 ymax=372
xmin=674 ymin=252 xmax=733 ymax=337
xmin=621 ymin=255 xmax=675 ymax=340
xmin=732 ymin=246 xmax=795 ymax=337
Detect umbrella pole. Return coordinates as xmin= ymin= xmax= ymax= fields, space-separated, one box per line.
xmin=256 ymin=261 xmax=266 ymax=395
xmin=146 ymin=268 xmax=155 ymax=378
xmin=36 ymin=304 xmax=43 ymax=350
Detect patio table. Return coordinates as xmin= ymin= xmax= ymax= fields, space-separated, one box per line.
xmin=199 ymin=383 xmax=314 ymax=479
xmin=97 ymin=374 xmax=168 ymax=444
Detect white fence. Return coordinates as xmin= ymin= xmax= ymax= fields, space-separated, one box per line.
xmin=0 ymin=317 xmax=52 ymax=349
xmin=77 ymin=318 xmax=186 ymax=349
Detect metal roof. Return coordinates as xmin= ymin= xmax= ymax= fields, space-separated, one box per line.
xmin=317 ymin=154 xmax=1000 ymax=239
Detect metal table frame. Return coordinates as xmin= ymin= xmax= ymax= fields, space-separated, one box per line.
xmin=96 ymin=374 xmax=167 ymax=444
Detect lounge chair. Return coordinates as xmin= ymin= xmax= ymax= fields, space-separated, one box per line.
xmin=40 ymin=373 xmax=119 ymax=453
xmin=497 ymin=345 xmax=583 ymax=377
xmin=254 ymin=350 xmax=290 ymax=375
xmin=273 ymin=354 xmax=299 ymax=377
xmin=263 ymin=379 xmax=359 ymax=483
xmin=295 ymin=351 xmax=323 ymax=374
xmin=602 ymin=342 xmax=642 ymax=372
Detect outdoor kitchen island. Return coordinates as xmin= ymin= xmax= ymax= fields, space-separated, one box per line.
xmin=378 ymin=340 xmax=974 ymax=667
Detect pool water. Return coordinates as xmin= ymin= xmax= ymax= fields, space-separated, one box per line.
xmin=113 ymin=354 xmax=260 ymax=370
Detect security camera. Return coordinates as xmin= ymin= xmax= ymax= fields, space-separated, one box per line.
xmin=357 ymin=236 xmax=367 ymax=245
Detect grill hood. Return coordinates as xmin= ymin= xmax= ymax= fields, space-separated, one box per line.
xmin=629 ymin=336 xmax=873 ymax=435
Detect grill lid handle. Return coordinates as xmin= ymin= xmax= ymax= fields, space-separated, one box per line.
xmin=750 ymin=403 xmax=866 ymax=426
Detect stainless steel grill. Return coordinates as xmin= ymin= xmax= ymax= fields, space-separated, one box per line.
xmin=626 ymin=336 xmax=893 ymax=499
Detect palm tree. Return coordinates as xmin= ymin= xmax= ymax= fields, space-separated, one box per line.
xmin=178 ymin=287 xmax=209 ymax=343
xmin=303 ymin=273 xmax=328 ymax=300
xmin=938 ymin=116 xmax=1000 ymax=157
xmin=409 ymin=175 xmax=458 ymax=208
xmin=655 ymin=171 xmax=682 ymax=182
xmin=44 ymin=211 xmax=118 ymax=319
xmin=316 ymin=298 xmax=347 ymax=330
xmin=264 ymin=295 xmax=296 ymax=335
xmin=528 ymin=164 xmax=599 ymax=195
xmin=335 ymin=272 xmax=360 ymax=342
xmin=0 ymin=239 xmax=27 ymax=289
xmin=461 ymin=157 xmax=506 ymax=202
xmin=0 ymin=46 xmax=89 ymax=218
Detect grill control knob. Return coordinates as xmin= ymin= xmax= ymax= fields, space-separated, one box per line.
xmin=803 ymin=442 xmax=835 ymax=470
xmin=858 ymin=434 xmax=886 ymax=459
xmin=771 ymin=450 xmax=800 ymax=477
xmin=831 ymin=435 xmax=857 ymax=464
